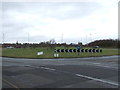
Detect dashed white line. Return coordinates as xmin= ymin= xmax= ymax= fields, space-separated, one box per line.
xmin=93 ymin=63 xmax=101 ymax=65
xmin=94 ymin=65 xmax=117 ymax=69
xmin=58 ymin=64 xmax=65 ymax=65
xmin=39 ymin=66 xmax=118 ymax=86
xmin=22 ymin=65 xmax=118 ymax=86
xmin=40 ymin=67 xmax=45 ymax=69
xmin=75 ymin=74 xmax=118 ymax=86
xmin=47 ymin=68 xmax=55 ymax=71
xmin=103 ymin=66 xmax=110 ymax=68
xmin=23 ymin=65 xmax=56 ymax=71
xmin=40 ymin=67 xmax=55 ymax=71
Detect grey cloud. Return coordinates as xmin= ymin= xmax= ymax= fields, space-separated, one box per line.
xmin=3 ymin=21 xmax=32 ymax=33
xmin=2 ymin=2 xmax=102 ymax=20
xmin=38 ymin=2 xmax=102 ymax=20
xmin=2 ymin=2 xmax=103 ymax=43
xmin=2 ymin=2 xmax=25 ymax=12
xmin=6 ymin=34 xmax=51 ymax=43
xmin=45 ymin=2 xmax=102 ymax=20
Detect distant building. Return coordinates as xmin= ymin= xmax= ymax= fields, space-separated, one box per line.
xmin=6 ymin=46 xmax=14 ymax=49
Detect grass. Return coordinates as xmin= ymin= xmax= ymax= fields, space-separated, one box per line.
xmin=1 ymin=47 xmax=119 ymax=59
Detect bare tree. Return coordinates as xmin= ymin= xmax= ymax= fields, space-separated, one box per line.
xmin=49 ymin=39 xmax=56 ymax=44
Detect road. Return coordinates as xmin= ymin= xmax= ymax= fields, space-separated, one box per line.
xmin=2 ymin=56 xmax=119 ymax=88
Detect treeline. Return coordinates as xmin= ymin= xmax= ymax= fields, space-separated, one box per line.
xmin=1 ymin=39 xmax=83 ymax=48
xmin=1 ymin=39 xmax=119 ymax=48
xmin=87 ymin=39 xmax=120 ymax=48
xmin=2 ymin=42 xmax=81 ymax=48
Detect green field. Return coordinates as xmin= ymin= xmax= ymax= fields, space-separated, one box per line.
xmin=1 ymin=47 xmax=119 ymax=59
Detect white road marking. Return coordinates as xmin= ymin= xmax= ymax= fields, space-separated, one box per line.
xmin=40 ymin=67 xmax=55 ymax=71
xmin=47 ymin=68 xmax=55 ymax=71
xmin=75 ymin=74 xmax=118 ymax=86
xmin=22 ymin=65 xmax=118 ymax=86
xmin=103 ymin=66 xmax=110 ymax=68
xmin=94 ymin=65 xmax=117 ymax=69
xmin=58 ymin=64 xmax=65 ymax=65
xmin=3 ymin=79 xmax=19 ymax=89
xmin=93 ymin=63 xmax=101 ymax=65
xmin=23 ymin=65 xmax=56 ymax=71
xmin=24 ymin=65 xmax=41 ymax=69
xmin=40 ymin=67 xmax=45 ymax=69
xmin=39 ymin=66 xmax=118 ymax=86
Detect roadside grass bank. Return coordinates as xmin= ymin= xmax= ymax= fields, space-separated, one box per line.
xmin=0 ymin=48 xmax=2 ymax=57
xmin=2 ymin=47 xmax=119 ymax=59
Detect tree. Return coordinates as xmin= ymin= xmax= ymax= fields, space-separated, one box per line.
xmin=47 ymin=39 xmax=56 ymax=49
xmin=78 ymin=42 xmax=83 ymax=46
xmin=16 ymin=41 xmax=19 ymax=45
xmin=49 ymin=39 xmax=56 ymax=44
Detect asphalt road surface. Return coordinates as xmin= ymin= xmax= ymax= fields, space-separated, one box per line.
xmin=2 ymin=56 xmax=119 ymax=88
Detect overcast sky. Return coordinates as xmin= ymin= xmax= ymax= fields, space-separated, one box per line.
xmin=0 ymin=0 xmax=118 ymax=44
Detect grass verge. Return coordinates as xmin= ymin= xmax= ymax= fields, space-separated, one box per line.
xmin=2 ymin=47 xmax=119 ymax=59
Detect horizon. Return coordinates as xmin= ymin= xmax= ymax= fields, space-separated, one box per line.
xmin=1 ymin=38 xmax=119 ymax=45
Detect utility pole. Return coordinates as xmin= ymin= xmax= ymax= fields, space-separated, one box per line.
xmin=90 ymin=33 xmax=92 ymax=42
xmin=86 ymin=35 xmax=87 ymax=45
xmin=61 ymin=33 xmax=63 ymax=44
xmin=2 ymin=33 xmax=4 ymax=44
xmin=28 ymin=32 xmax=29 ymax=44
